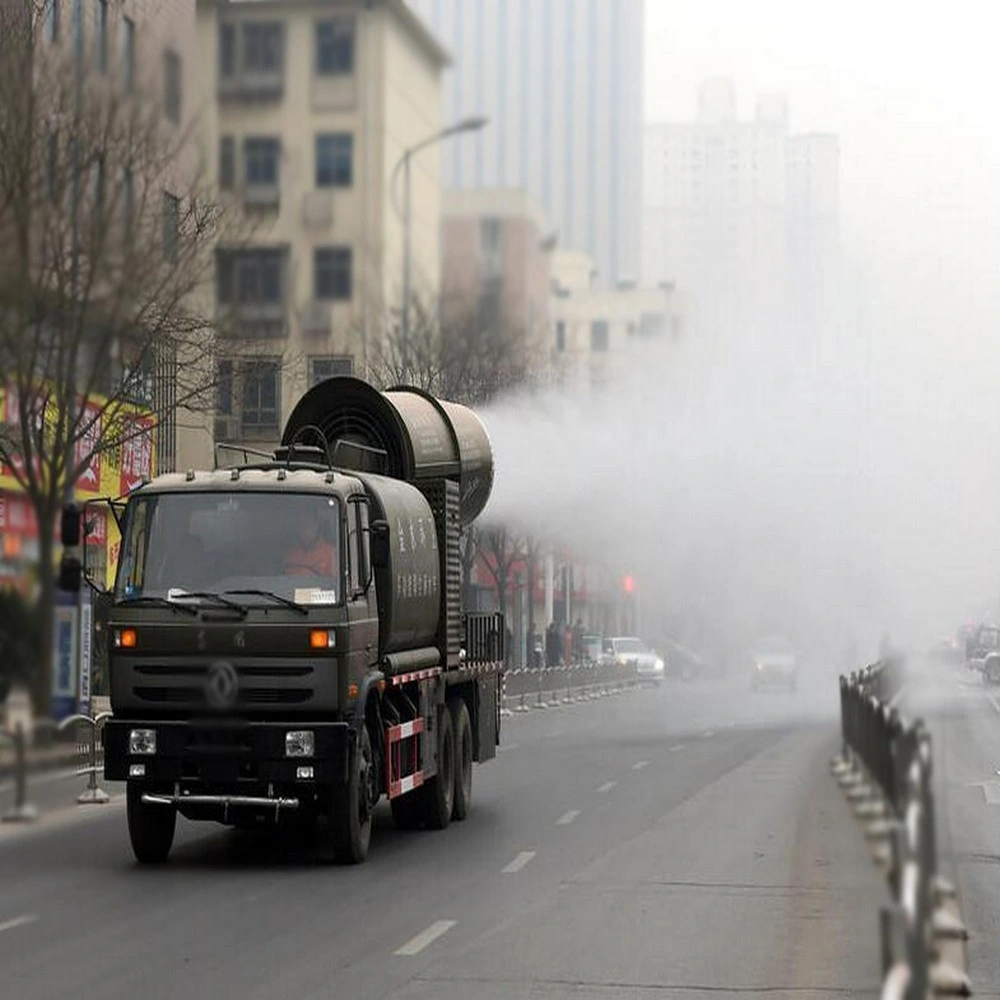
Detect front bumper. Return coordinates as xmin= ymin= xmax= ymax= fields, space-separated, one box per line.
xmin=103 ymin=718 xmax=351 ymax=786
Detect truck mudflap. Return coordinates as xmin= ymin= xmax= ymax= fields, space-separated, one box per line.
xmin=103 ymin=719 xmax=352 ymax=785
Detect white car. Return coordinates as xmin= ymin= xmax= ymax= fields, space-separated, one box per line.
xmin=750 ymin=636 xmax=798 ymax=692
xmin=603 ymin=637 xmax=665 ymax=685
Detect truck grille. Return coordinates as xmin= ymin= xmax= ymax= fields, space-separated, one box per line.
xmin=114 ymin=657 xmax=334 ymax=715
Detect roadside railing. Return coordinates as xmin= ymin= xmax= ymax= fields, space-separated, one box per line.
xmin=501 ymin=661 xmax=641 ymax=715
xmin=833 ymin=662 xmax=971 ymax=999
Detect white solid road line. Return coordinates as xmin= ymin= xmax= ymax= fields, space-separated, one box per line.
xmin=394 ymin=920 xmax=456 ymax=956
xmin=0 ymin=915 xmax=38 ymax=935
xmin=669 ymin=744 xmax=685 ymax=752
xmin=701 ymin=730 xmax=714 ymax=738
xmin=595 ymin=780 xmax=617 ymax=793
xmin=632 ymin=760 xmax=649 ymax=771
xmin=985 ymin=691 xmax=1000 ymax=718
xmin=556 ymin=810 xmax=580 ymax=826
xmin=501 ymin=851 xmax=536 ymax=874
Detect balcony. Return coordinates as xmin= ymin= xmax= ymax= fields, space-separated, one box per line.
xmin=243 ymin=183 xmax=280 ymax=209
xmin=216 ymin=302 xmax=287 ymax=339
xmin=218 ymin=71 xmax=284 ymax=102
xmin=299 ymin=301 xmax=332 ymax=336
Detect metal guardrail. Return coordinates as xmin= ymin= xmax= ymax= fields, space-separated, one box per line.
xmin=833 ymin=662 xmax=970 ymax=999
xmin=500 ymin=661 xmax=642 ymax=716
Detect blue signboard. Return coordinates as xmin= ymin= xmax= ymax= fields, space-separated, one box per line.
xmin=52 ymin=592 xmax=78 ymax=722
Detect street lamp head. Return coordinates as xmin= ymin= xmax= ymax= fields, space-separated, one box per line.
xmin=454 ymin=115 xmax=489 ymax=134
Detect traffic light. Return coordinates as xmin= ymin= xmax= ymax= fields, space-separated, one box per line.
xmin=58 ymin=503 xmax=82 ymax=593
xmin=623 ymin=574 xmax=635 ymax=595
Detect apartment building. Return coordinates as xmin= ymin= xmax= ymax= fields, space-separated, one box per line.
xmin=194 ymin=0 xmax=448 ymax=446
xmin=550 ymin=251 xmax=693 ymax=389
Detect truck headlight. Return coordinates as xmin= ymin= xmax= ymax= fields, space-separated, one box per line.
xmin=616 ymin=654 xmax=627 ymax=667
xmin=654 ymin=658 xmax=664 ymax=673
xmin=285 ymin=730 xmax=314 ymax=758
xmin=129 ymin=729 xmax=157 ymax=755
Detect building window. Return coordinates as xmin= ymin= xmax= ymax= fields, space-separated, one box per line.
xmin=315 ymin=18 xmax=354 ymax=75
xmin=122 ymin=16 xmax=135 ymax=93
xmin=314 ymin=247 xmax=352 ymax=301
xmin=590 ymin=320 xmax=609 ymax=352
xmin=555 ymin=321 xmax=566 ymax=352
xmin=219 ymin=137 xmax=235 ymax=190
xmin=45 ymin=0 xmax=60 ymax=42
xmin=216 ymin=360 xmax=233 ymax=415
xmin=45 ymin=132 xmax=59 ymax=203
xmin=243 ymin=22 xmax=283 ymax=73
xmin=122 ymin=167 xmax=133 ymax=237
xmin=164 ymin=49 xmax=182 ymax=124
xmin=244 ymin=137 xmax=280 ymax=186
xmin=480 ymin=217 xmax=502 ymax=255
xmin=91 ymin=155 xmax=105 ymax=220
xmin=219 ymin=24 xmax=237 ymax=78
xmin=96 ymin=0 xmax=107 ymax=71
xmin=217 ymin=249 xmax=284 ymax=305
xmin=241 ymin=361 xmax=280 ymax=432
xmin=315 ymin=134 xmax=353 ymax=188
xmin=163 ymin=192 xmax=180 ymax=262
xmin=309 ymin=356 xmax=354 ymax=386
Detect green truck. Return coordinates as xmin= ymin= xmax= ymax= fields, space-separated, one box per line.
xmin=100 ymin=376 xmax=504 ymax=864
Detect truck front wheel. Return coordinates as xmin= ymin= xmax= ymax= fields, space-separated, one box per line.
xmin=449 ymin=698 xmax=473 ymax=822
xmin=127 ymin=784 xmax=176 ymax=864
xmin=332 ymin=725 xmax=374 ymax=864
xmin=421 ymin=708 xmax=454 ymax=830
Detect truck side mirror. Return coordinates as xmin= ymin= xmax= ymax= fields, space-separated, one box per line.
xmin=370 ymin=520 xmax=390 ymax=569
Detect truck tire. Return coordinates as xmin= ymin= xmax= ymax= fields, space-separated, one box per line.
xmin=127 ymin=784 xmax=176 ymax=864
xmin=449 ymin=697 xmax=473 ymax=822
xmin=332 ymin=725 xmax=373 ymax=864
xmin=421 ymin=708 xmax=454 ymax=831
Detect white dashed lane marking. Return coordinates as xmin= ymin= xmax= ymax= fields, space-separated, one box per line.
xmin=394 ymin=920 xmax=456 ymax=956
xmin=596 ymin=780 xmax=617 ymax=793
xmin=556 ymin=810 xmax=580 ymax=826
xmin=0 ymin=915 xmax=38 ymax=936
xmin=501 ymin=851 xmax=536 ymax=874
xmin=632 ymin=760 xmax=649 ymax=771
xmin=669 ymin=744 xmax=685 ymax=752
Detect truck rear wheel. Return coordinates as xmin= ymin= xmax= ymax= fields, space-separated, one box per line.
xmin=449 ymin=697 xmax=473 ymax=822
xmin=421 ymin=707 xmax=454 ymax=830
xmin=127 ymin=784 xmax=176 ymax=864
xmin=332 ymin=725 xmax=373 ymax=864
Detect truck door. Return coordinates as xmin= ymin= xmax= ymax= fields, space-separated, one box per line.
xmin=347 ymin=497 xmax=379 ymax=669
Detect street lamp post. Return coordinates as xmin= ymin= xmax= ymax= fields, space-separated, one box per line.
xmin=392 ymin=116 xmax=488 ymax=383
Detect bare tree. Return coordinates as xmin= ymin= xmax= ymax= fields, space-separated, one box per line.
xmin=478 ymin=527 xmax=525 ymax=621
xmin=0 ymin=4 xmax=227 ymax=711
xmin=367 ymin=291 xmax=536 ymax=406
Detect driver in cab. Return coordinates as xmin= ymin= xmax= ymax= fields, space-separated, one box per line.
xmin=284 ymin=505 xmax=337 ymax=579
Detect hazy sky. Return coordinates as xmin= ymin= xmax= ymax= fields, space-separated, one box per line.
xmin=645 ymin=1 xmax=1000 ymax=257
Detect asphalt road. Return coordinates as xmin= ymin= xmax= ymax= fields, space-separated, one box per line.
xmin=0 ymin=674 xmax=886 ymax=1000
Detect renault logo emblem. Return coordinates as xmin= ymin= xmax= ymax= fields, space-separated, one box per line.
xmin=205 ymin=660 xmax=239 ymax=709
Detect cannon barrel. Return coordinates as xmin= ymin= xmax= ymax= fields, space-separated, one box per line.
xmin=281 ymin=376 xmax=493 ymax=526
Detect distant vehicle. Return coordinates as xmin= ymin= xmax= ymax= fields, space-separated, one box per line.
xmin=750 ymin=635 xmax=798 ymax=692
xmin=966 ymin=624 xmax=1000 ymax=682
xmin=602 ymin=637 xmax=665 ymax=685
xmin=658 ymin=638 xmax=708 ymax=681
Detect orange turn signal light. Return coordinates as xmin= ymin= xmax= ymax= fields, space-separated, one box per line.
xmin=310 ymin=629 xmax=332 ymax=649
xmin=347 ymin=683 xmax=359 ymax=700
xmin=118 ymin=628 xmax=137 ymax=649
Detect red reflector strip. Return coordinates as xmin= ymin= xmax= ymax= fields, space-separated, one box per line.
xmin=388 ymin=667 xmax=442 ymax=686
xmin=387 ymin=718 xmax=425 ymax=744
xmin=388 ymin=771 xmax=425 ymax=799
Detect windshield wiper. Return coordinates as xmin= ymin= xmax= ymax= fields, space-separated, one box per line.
xmin=117 ymin=595 xmax=199 ymax=617
xmin=224 ymin=589 xmax=309 ymax=615
xmin=168 ymin=591 xmax=248 ymax=615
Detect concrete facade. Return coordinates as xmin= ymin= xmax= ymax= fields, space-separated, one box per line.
xmin=194 ymin=0 xmax=447 ymax=446
xmin=407 ymin=0 xmax=644 ymax=289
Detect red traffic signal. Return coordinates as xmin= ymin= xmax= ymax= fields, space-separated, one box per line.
xmin=622 ymin=574 xmax=635 ymax=594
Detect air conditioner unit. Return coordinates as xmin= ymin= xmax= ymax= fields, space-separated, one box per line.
xmin=300 ymin=300 xmax=332 ymax=336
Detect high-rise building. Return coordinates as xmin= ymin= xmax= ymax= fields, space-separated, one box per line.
xmin=407 ymin=0 xmax=644 ymax=287
xmin=194 ymin=0 xmax=448 ymax=445
xmin=643 ymin=80 xmax=839 ymax=340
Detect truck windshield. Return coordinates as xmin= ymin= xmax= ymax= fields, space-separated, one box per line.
xmin=114 ymin=491 xmax=342 ymax=607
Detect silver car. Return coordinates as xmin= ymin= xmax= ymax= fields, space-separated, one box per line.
xmin=750 ymin=636 xmax=798 ymax=692
xmin=604 ymin=637 xmax=665 ymax=685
